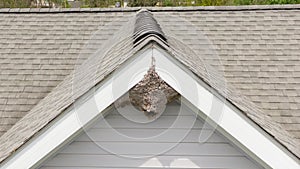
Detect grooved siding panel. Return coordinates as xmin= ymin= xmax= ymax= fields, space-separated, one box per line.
xmin=40 ymin=102 xmax=262 ymax=169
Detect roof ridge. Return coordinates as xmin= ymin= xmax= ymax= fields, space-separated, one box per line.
xmin=133 ymin=10 xmax=167 ymax=46
xmin=1 ymin=4 xmax=300 ymax=13
xmin=148 ymin=4 xmax=300 ymax=11
xmin=0 ymin=7 xmax=141 ymax=13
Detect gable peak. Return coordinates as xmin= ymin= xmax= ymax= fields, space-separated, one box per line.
xmin=133 ymin=9 xmax=167 ymax=46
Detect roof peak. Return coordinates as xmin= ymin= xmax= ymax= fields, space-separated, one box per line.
xmin=133 ymin=10 xmax=167 ymax=46
xmin=1 ymin=4 xmax=300 ymax=13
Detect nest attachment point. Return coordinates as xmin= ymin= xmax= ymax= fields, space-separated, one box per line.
xmin=116 ymin=64 xmax=179 ymax=119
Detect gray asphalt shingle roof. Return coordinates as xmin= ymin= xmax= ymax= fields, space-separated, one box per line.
xmin=154 ymin=8 xmax=300 ymax=146
xmin=0 ymin=5 xmax=299 ymax=164
xmin=0 ymin=11 xmax=135 ymax=136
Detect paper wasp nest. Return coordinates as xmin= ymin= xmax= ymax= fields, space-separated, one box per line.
xmin=115 ymin=64 xmax=179 ymax=118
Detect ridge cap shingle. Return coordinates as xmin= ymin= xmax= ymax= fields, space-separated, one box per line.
xmin=148 ymin=4 xmax=300 ymax=11
xmin=0 ymin=7 xmax=141 ymax=13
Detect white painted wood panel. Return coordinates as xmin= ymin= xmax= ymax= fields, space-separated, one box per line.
xmin=40 ymin=102 xmax=263 ymax=169
xmin=43 ymin=154 xmax=260 ymax=169
xmin=76 ymin=129 xmax=225 ymax=143
xmin=93 ymin=116 xmax=207 ymax=129
xmin=60 ymin=142 xmax=241 ymax=156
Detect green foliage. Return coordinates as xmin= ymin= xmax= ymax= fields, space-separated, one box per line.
xmin=84 ymin=0 xmax=101 ymax=7
xmin=47 ymin=0 xmax=70 ymax=7
xmin=234 ymin=0 xmax=300 ymax=4
xmin=0 ymin=0 xmax=299 ymax=8
xmin=82 ymin=0 xmax=122 ymax=7
xmin=0 ymin=0 xmax=32 ymax=8
xmin=64 ymin=0 xmax=71 ymax=7
xmin=162 ymin=0 xmax=173 ymax=6
xmin=0 ymin=0 xmax=70 ymax=8
xmin=75 ymin=0 xmax=300 ymax=7
xmin=127 ymin=0 xmax=158 ymax=7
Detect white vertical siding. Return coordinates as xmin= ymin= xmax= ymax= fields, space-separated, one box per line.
xmin=40 ymin=102 xmax=263 ymax=169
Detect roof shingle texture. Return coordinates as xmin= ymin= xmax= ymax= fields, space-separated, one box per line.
xmin=154 ymin=10 xmax=300 ymax=145
xmin=0 ymin=12 xmax=134 ymax=136
xmin=0 ymin=6 xmax=299 ymax=164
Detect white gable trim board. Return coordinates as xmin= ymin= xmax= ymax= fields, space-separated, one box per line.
xmin=1 ymin=44 xmax=299 ymax=169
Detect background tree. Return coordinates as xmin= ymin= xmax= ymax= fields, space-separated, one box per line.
xmin=0 ymin=0 xmax=70 ymax=8
xmin=0 ymin=0 xmax=299 ymax=8
xmin=0 ymin=0 xmax=32 ymax=8
xmin=128 ymin=0 xmax=158 ymax=6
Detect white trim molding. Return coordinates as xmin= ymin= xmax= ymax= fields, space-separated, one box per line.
xmin=2 ymin=45 xmax=299 ymax=169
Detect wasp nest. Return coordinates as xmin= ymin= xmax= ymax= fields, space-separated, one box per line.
xmin=115 ymin=64 xmax=179 ymax=118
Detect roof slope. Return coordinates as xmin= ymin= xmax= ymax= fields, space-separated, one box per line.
xmin=154 ymin=9 xmax=300 ymax=144
xmin=0 ymin=11 xmax=136 ymax=136
xmin=0 ymin=5 xmax=299 ymax=164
